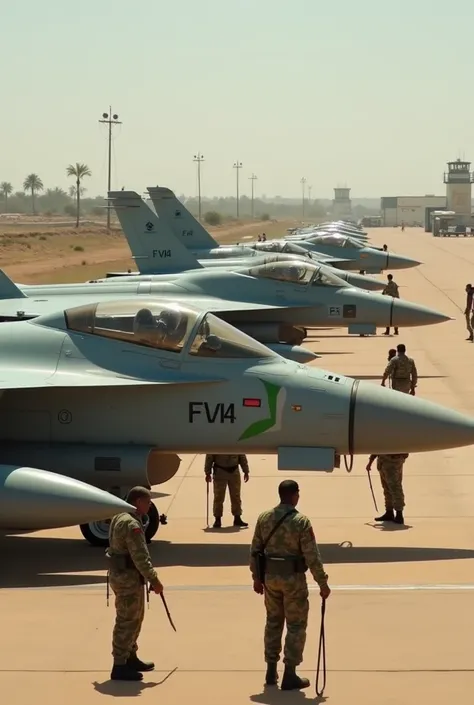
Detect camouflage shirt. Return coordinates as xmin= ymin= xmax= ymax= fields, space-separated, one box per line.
xmin=382 ymin=280 xmax=400 ymax=298
xmin=107 ymin=511 xmax=159 ymax=589
xmin=383 ymin=353 xmax=418 ymax=384
xmin=249 ymin=502 xmax=328 ymax=587
xmin=204 ymin=454 xmax=250 ymax=475
xmin=369 ymin=453 xmax=409 ymax=462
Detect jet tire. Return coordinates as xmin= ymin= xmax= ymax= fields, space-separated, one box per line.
xmin=79 ymin=501 xmax=161 ymax=547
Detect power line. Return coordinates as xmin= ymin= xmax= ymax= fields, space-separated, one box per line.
xmin=233 ymin=161 xmax=243 ymax=218
xmin=249 ymin=174 xmax=258 ymax=219
xmin=193 ymin=152 xmax=205 ymax=222
xmin=99 ymin=107 xmax=122 ymax=231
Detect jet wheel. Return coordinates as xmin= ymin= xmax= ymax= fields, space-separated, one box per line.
xmin=79 ymin=502 xmax=160 ymax=547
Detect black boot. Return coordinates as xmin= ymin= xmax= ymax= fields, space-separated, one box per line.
xmin=383 ymin=327 xmax=390 ymax=335
xmin=110 ymin=664 xmax=143 ymax=681
xmin=375 ymin=509 xmax=395 ymax=522
xmin=233 ymin=515 xmax=248 ymax=527
xmin=467 ymin=335 xmax=473 ymax=341
xmin=127 ymin=654 xmax=155 ymax=671
xmin=213 ymin=517 xmax=221 ymax=528
xmin=394 ymin=327 xmax=399 ymax=335
xmin=265 ymin=662 xmax=278 ymax=685
xmin=281 ymin=664 xmax=310 ymax=691
xmin=394 ymin=510 xmax=404 ymax=525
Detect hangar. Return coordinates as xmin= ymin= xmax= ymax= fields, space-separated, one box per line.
xmin=380 ymin=195 xmax=446 ymax=227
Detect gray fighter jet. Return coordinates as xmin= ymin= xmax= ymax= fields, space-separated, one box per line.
xmin=0 ymin=250 xmax=450 ymax=347
xmin=146 ymin=187 xmax=417 ymax=274
xmin=0 ymin=466 xmax=135 ymax=533
xmin=105 ymin=190 xmax=386 ymax=292
xmin=0 ymin=298 xmax=473 ymax=548
xmin=282 ymin=233 xmax=420 ymax=273
xmin=145 ymin=187 xmax=355 ymax=266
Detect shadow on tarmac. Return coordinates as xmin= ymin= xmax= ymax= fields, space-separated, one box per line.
xmin=2 ymin=534 xmax=474 ymax=589
xmin=250 ymin=685 xmax=326 ymax=704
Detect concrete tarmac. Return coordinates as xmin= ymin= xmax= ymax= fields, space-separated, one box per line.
xmin=2 ymin=227 xmax=474 ymax=704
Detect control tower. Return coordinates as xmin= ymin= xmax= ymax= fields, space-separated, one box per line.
xmin=332 ymin=187 xmax=352 ymax=220
xmin=443 ymin=159 xmax=473 ymax=218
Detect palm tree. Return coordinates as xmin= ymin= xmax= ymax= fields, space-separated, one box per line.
xmin=0 ymin=182 xmax=13 ymax=213
xmin=66 ymin=163 xmax=91 ymax=227
xmin=23 ymin=174 xmax=44 ymax=214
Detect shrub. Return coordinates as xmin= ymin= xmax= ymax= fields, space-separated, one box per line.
xmin=204 ymin=211 xmax=222 ymax=226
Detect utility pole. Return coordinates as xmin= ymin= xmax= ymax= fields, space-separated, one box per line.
xmin=233 ymin=161 xmax=243 ymax=218
xmin=99 ymin=107 xmax=121 ymax=231
xmin=300 ymin=177 xmax=307 ymax=219
xmin=308 ymin=185 xmax=312 ymax=202
xmin=193 ymin=152 xmax=205 ymax=222
xmin=249 ymin=173 xmax=258 ymax=218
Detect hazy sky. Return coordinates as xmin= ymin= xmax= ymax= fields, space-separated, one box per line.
xmin=1 ymin=1 xmax=473 ymax=200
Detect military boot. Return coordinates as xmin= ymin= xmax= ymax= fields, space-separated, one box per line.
xmin=110 ymin=664 xmax=143 ymax=681
xmin=467 ymin=335 xmax=473 ymax=342
xmin=213 ymin=517 xmax=222 ymax=528
xmin=265 ymin=662 xmax=278 ymax=685
xmin=383 ymin=327 xmax=390 ymax=335
xmin=394 ymin=327 xmax=399 ymax=335
xmin=233 ymin=515 xmax=248 ymax=527
xmin=281 ymin=665 xmax=310 ymax=691
xmin=375 ymin=509 xmax=395 ymax=522
xmin=394 ymin=510 xmax=404 ymax=525
xmin=127 ymin=654 xmax=155 ymax=671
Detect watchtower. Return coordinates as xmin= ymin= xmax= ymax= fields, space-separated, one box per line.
xmin=443 ymin=159 xmax=473 ymax=217
xmin=332 ymin=187 xmax=352 ymax=220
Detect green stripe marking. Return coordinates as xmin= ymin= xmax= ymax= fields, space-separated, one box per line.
xmin=239 ymin=380 xmax=281 ymax=440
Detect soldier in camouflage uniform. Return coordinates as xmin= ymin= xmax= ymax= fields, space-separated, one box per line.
xmin=106 ymin=486 xmax=164 ymax=681
xmin=366 ymin=453 xmax=408 ymax=524
xmin=250 ymin=480 xmax=331 ymax=691
xmin=381 ymin=343 xmax=417 ymax=394
xmin=382 ymin=273 xmax=400 ymax=335
xmin=204 ymin=454 xmax=249 ymax=528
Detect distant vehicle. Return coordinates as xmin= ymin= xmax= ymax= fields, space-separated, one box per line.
xmin=359 ymin=216 xmax=382 ymax=227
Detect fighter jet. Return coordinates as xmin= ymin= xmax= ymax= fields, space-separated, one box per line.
xmin=145 ymin=187 xmax=417 ymax=274
xmin=0 ymin=248 xmax=450 ymax=348
xmin=0 ymin=297 xmax=473 ymax=548
xmin=280 ymin=233 xmax=421 ymax=274
xmin=105 ymin=190 xmax=386 ymax=292
xmin=0 ymin=466 xmax=135 ymax=533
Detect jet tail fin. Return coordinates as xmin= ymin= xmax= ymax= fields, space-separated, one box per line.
xmin=0 ymin=269 xmax=27 ymax=299
xmin=108 ymin=190 xmax=203 ymax=275
xmin=146 ymin=186 xmax=218 ymax=250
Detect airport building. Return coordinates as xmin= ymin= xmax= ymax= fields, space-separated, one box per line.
xmin=381 ymin=159 xmax=474 ymax=230
xmin=332 ymin=187 xmax=352 ymax=220
xmin=380 ymin=195 xmax=446 ymax=227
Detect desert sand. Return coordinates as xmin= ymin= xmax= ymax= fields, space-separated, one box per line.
xmin=2 ymin=225 xmax=474 ymax=704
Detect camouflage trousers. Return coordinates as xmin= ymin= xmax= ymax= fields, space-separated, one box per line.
xmin=213 ymin=467 xmax=242 ymax=517
xmin=391 ymin=379 xmax=411 ymax=394
xmin=263 ymin=574 xmax=309 ymax=666
xmin=111 ymin=586 xmax=145 ymax=665
xmin=377 ymin=457 xmax=405 ymax=511
xmin=466 ymin=312 xmax=474 ymax=336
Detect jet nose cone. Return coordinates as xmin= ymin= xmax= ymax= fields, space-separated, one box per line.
xmin=353 ymin=382 xmax=474 ymax=455
xmin=387 ymin=253 xmax=422 ymax=269
xmin=393 ymin=299 xmax=451 ymax=327
xmin=1 ymin=466 xmax=135 ymax=530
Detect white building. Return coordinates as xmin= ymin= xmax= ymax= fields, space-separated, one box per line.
xmin=380 ymin=195 xmax=446 ymax=227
